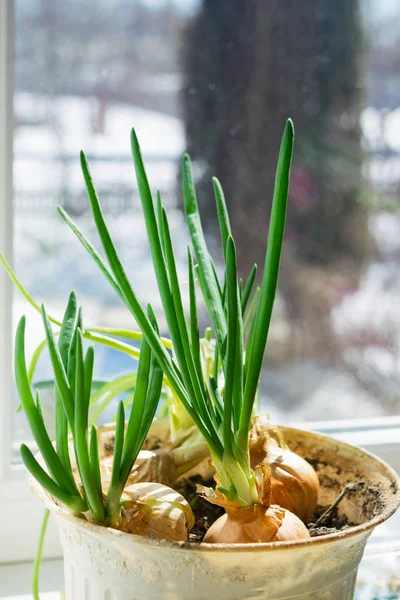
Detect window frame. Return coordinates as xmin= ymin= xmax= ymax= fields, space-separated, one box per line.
xmin=0 ymin=0 xmax=62 ymax=563
xmin=1 ymin=0 xmax=400 ymax=565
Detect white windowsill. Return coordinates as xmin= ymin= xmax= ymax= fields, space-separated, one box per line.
xmin=0 ymin=559 xmax=63 ymax=599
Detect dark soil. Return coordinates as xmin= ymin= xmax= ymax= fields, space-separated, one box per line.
xmin=175 ymin=476 xmax=224 ymax=542
xmin=307 ymin=505 xmax=351 ymax=537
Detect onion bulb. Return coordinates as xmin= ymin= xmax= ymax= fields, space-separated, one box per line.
xmin=249 ymin=417 xmax=319 ymax=522
xmin=199 ymin=466 xmax=310 ymax=544
xmin=116 ymin=481 xmax=195 ymax=542
xmin=204 ymin=504 xmax=310 ymax=544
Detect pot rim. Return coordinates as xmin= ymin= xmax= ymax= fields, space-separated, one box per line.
xmin=31 ymin=425 xmax=400 ymax=553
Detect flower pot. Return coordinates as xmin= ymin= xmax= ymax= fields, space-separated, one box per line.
xmin=31 ymin=426 xmax=400 ymax=600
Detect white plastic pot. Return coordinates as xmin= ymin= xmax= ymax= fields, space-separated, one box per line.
xmin=32 ymin=426 xmax=400 ymax=600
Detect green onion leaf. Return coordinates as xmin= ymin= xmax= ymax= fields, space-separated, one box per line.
xmin=182 ymin=154 xmax=227 ymax=361
xmin=241 ymin=264 xmax=258 ymax=316
xmin=240 ymin=119 xmax=294 ymax=444
xmin=89 ymin=425 xmax=102 ymax=498
xmin=15 ymin=317 xmax=74 ymax=493
xmin=55 ymin=292 xmax=77 ymax=491
xmin=187 ymin=247 xmax=201 ymax=376
xmin=213 ymin=177 xmax=232 ymax=265
xmin=57 ymin=207 xmax=123 ymax=302
xmin=41 ymin=305 xmax=75 ymax=430
xmin=0 ymin=253 xmax=61 ymax=327
xmin=109 ymin=400 xmax=125 ymax=493
xmin=20 ymin=444 xmax=86 ymax=515
xmin=83 ymin=346 xmax=95 ymax=431
xmin=74 ymin=329 xmax=105 ymax=522
xmin=223 ymin=237 xmax=240 ymax=450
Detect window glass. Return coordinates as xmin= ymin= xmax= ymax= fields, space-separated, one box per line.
xmin=12 ymin=0 xmax=400 ymax=448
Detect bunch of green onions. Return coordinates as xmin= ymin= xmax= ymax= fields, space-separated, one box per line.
xmin=16 ymin=291 xmax=163 ymax=526
xmin=56 ymin=119 xmax=294 ymax=508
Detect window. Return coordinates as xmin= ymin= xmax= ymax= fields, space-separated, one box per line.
xmin=1 ymin=0 xmax=400 ymax=563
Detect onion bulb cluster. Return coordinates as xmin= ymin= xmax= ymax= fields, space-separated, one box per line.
xmin=249 ymin=417 xmax=319 ymax=522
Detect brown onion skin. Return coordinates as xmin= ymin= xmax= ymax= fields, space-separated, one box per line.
xmin=269 ymin=449 xmax=319 ymax=522
xmin=203 ymin=504 xmax=310 ymax=544
xmin=117 ymin=499 xmax=188 ymax=541
xmin=115 ymin=482 xmax=194 ymax=542
xmin=250 ymin=434 xmax=319 ymax=522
